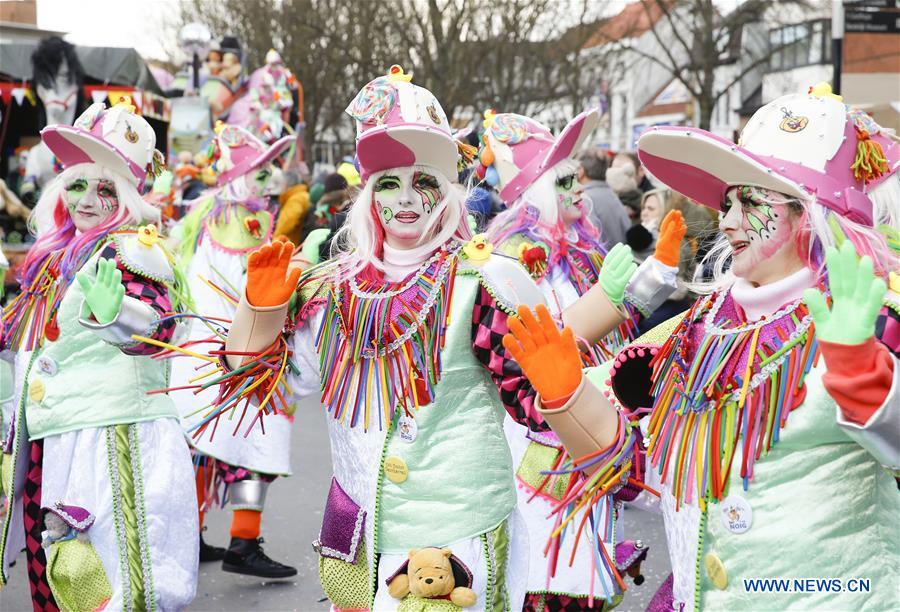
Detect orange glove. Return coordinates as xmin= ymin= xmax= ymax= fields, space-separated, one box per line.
xmin=654 ymin=210 xmax=686 ymax=267
xmin=246 ymin=240 xmax=301 ymax=307
xmin=502 ymin=304 xmax=583 ymax=402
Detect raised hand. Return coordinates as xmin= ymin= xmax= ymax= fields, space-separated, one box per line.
xmin=503 ymin=304 xmax=582 ymax=401
xmin=598 ymin=242 xmax=637 ymax=306
xmin=246 ymin=240 xmax=301 ymax=307
xmin=654 ymin=209 xmax=686 ymax=267
xmin=803 ymin=241 xmax=887 ymax=345
xmin=76 ymin=258 xmax=125 ymax=325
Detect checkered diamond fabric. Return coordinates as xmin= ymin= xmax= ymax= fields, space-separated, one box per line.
xmin=471 ymin=285 xmax=547 ymax=432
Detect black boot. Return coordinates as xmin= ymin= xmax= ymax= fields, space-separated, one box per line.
xmin=199 ymin=531 xmax=227 ymax=563
xmin=222 ymin=537 xmax=297 ymax=578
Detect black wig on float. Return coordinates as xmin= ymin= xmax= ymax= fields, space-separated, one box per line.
xmin=31 ymin=36 xmax=86 ymax=128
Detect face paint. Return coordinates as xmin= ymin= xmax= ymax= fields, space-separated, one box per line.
xmin=96 ymin=179 xmax=117 ymax=213
xmin=413 ymin=171 xmax=441 ymax=215
xmin=373 ymin=168 xmax=444 ymax=248
xmin=720 ymin=186 xmax=802 ymax=285
xmin=555 ymin=173 xmax=583 ymax=225
xmin=251 ymin=166 xmax=272 ymax=196
xmin=65 ymin=179 xmax=88 ymax=212
xmin=64 ymin=177 xmax=119 ymax=232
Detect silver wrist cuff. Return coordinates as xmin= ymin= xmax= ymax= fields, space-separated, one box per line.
xmin=227 ymin=479 xmax=269 ymax=511
xmin=625 ymin=257 xmax=679 ymax=317
xmin=79 ymin=296 xmax=159 ymax=348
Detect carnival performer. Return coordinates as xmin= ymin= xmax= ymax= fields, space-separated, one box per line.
xmin=477 ymin=109 xmax=685 ymax=610
xmin=208 ymin=65 xmax=650 ymax=611
xmin=0 ymin=98 xmax=197 ymax=610
xmin=504 ymin=85 xmax=899 ymax=611
xmin=170 ymin=123 xmax=297 ymax=577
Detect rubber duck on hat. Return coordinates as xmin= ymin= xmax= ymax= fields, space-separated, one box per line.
xmin=637 ymin=82 xmax=899 ymax=226
xmin=41 ymin=96 xmax=166 ymax=189
xmin=345 ymin=65 xmax=459 ymax=183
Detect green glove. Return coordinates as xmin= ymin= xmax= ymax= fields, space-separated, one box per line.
xmin=803 ymin=241 xmax=886 ymax=345
xmin=301 ymin=228 xmax=331 ymax=266
xmin=76 ymin=258 xmax=126 ymax=325
xmin=598 ymin=242 xmax=637 ymax=306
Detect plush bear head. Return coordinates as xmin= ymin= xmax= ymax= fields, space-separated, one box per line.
xmin=387 ymin=547 xmax=478 ymax=608
xmin=408 ymin=547 xmax=455 ymax=598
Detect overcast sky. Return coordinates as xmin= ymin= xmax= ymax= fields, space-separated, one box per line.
xmin=37 ymin=0 xmax=180 ymax=61
xmin=35 ymin=0 xmax=747 ymax=64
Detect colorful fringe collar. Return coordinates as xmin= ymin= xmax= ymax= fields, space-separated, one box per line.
xmin=645 ymin=290 xmax=821 ymax=508
xmin=316 ymin=244 xmax=461 ymax=430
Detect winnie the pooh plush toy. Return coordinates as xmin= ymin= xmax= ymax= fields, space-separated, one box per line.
xmin=387 ymin=547 xmax=478 ymax=611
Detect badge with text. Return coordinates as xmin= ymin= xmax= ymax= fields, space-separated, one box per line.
xmin=720 ymin=495 xmax=753 ymax=534
xmin=397 ymin=415 xmax=418 ymax=443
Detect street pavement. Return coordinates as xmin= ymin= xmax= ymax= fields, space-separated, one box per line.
xmin=1 ymin=395 xmax=671 ymax=611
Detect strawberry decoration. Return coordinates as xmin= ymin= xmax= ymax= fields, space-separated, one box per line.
xmin=244 ymin=216 xmax=262 ymax=238
xmin=518 ymin=242 xmax=549 ymax=278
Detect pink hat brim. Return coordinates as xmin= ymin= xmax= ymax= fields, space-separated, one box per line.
xmin=356 ymin=125 xmax=458 ymax=183
xmin=498 ymin=109 xmax=599 ymax=203
xmin=218 ymin=134 xmax=295 ymax=186
xmin=42 ymin=125 xmax=145 ymax=186
xmin=637 ymin=126 xmax=873 ymax=225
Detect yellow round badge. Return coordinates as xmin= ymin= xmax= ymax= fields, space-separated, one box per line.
xmin=384 ymin=456 xmax=409 ymax=484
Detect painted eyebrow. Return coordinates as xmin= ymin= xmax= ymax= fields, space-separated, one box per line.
xmin=378 ymin=175 xmax=401 ymax=182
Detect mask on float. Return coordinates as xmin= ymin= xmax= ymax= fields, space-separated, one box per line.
xmin=32 ymin=37 xmax=84 ymax=129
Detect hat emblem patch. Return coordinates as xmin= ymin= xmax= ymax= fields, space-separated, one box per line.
xmin=778 ymin=108 xmax=808 ymax=133
xmin=124 ymin=123 xmax=139 ymax=143
xmin=426 ymin=104 xmax=441 ymax=125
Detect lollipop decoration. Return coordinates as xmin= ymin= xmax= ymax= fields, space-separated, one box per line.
xmin=347 ymin=66 xmax=404 ymax=126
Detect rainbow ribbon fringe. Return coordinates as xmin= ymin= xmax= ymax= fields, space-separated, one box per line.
xmin=316 ymin=248 xmax=458 ymax=430
xmin=645 ymin=292 xmax=820 ymax=508
xmin=2 ymin=251 xmax=66 ymax=352
xmin=539 ymin=415 xmax=638 ymax=601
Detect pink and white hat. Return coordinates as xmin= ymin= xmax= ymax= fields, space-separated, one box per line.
xmin=209 ymin=123 xmax=294 ymax=187
xmin=42 ymin=98 xmax=165 ymax=189
xmin=479 ymin=109 xmax=600 ymax=205
xmin=637 ymin=84 xmax=899 ymax=226
xmin=346 ymin=65 xmax=458 ymax=183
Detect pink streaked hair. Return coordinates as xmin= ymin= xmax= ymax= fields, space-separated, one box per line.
xmin=20 ymin=164 xmax=160 ymax=285
xmin=488 ymin=158 xmax=605 ymax=262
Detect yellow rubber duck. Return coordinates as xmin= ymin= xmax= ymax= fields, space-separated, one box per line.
xmin=809 ymin=82 xmax=842 ymax=103
xmin=463 ymin=234 xmax=493 ymax=262
xmin=483 ymin=108 xmax=497 ymax=129
xmin=387 ymin=65 xmax=413 ymax=83
xmin=137 ymin=224 xmax=160 ymax=248
xmin=115 ymin=95 xmax=137 ymax=114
